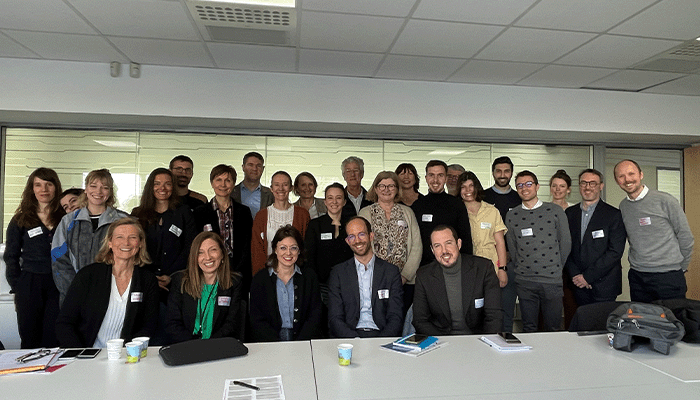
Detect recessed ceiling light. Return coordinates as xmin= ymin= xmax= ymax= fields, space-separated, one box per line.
xmin=93 ymin=140 xmax=137 ymax=148
xmin=206 ymin=0 xmax=295 ymax=7
xmin=427 ymin=150 xmax=466 ymax=156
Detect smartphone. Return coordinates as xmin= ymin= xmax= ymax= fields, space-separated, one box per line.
xmin=498 ymin=332 xmax=521 ymax=344
xmin=77 ymin=348 xmax=101 ymax=358
xmin=404 ymin=334 xmax=429 ymax=345
xmin=59 ymin=349 xmax=83 ymax=360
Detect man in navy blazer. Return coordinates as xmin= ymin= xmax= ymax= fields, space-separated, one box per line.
xmin=328 ymin=216 xmax=404 ymax=338
xmin=565 ymin=169 xmax=626 ymax=306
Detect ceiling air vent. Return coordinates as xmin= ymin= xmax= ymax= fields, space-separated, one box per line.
xmin=185 ymin=0 xmax=297 ymax=46
xmin=632 ymin=39 xmax=700 ymax=74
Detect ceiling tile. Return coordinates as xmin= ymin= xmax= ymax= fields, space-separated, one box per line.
xmin=0 ymin=32 xmax=40 ymax=58
xmin=642 ymin=74 xmax=700 ymax=96
xmin=610 ymin=0 xmax=700 ymax=40
xmin=376 ymin=55 xmax=465 ymax=81
xmin=515 ymin=0 xmax=657 ymax=32
xmin=108 ymin=37 xmax=214 ymax=67
xmin=299 ymin=49 xmax=383 ymax=77
xmin=476 ymin=27 xmax=596 ymax=63
xmin=391 ymin=20 xmax=503 ymax=58
xmin=518 ymin=65 xmax=615 ymax=88
xmin=586 ymin=70 xmax=685 ymax=91
xmin=300 ymin=11 xmax=404 ymax=53
xmin=301 ymin=0 xmax=417 ymax=17
xmin=0 ymin=0 xmax=96 ymax=34
xmin=557 ymin=35 xmax=682 ymax=68
xmin=413 ymin=0 xmax=538 ymax=25
xmin=68 ymin=0 xmax=200 ymax=40
xmin=448 ymin=60 xmax=543 ymax=84
xmin=208 ymin=43 xmax=296 ymax=72
xmin=4 ymin=31 xmax=128 ymax=63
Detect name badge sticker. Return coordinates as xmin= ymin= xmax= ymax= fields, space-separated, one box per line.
xmin=592 ymin=229 xmax=605 ymax=239
xmin=639 ymin=217 xmax=651 ymax=226
xmin=396 ymin=220 xmax=407 ymax=228
xmin=203 ymin=224 xmax=213 ymax=232
xmin=378 ymin=289 xmax=389 ymax=299
xmin=480 ymin=222 xmax=492 ymax=230
xmin=130 ymin=292 xmax=143 ymax=303
xmin=521 ymin=228 xmax=534 ymax=237
xmin=28 ymin=226 xmax=43 ymax=238
xmin=169 ymin=224 xmax=183 ymax=237
xmin=321 ymin=233 xmax=333 ymax=240
xmin=422 ymin=214 xmax=433 ymax=222
xmin=218 ymin=296 xmax=231 ymax=307
xmin=475 ymin=298 xmax=484 ymax=309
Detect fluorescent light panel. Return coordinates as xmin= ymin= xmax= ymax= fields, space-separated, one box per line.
xmin=205 ymin=0 xmax=295 ymax=7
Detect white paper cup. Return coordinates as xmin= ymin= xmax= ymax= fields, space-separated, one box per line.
xmin=126 ymin=341 xmax=142 ymax=363
xmin=107 ymin=339 xmax=124 ymax=360
xmin=133 ymin=336 xmax=150 ymax=358
xmin=338 ymin=344 xmax=353 ymax=366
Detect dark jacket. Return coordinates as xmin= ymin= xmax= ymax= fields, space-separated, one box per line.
xmin=413 ymin=255 xmax=502 ymax=336
xmin=55 ymin=262 xmax=159 ymax=347
xmin=249 ymin=266 xmax=323 ymax=342
xmin=341 ymin=186 xmax=373 ymax=220
xmin=327 ymin=256 xmax=404 ymax=338
xmin=165 ymin=271 xmax=242 ymax=343
xmin=565 ymin=201 xmax=626 ymax=300
xmin=303 ymin=214 xmax=353 ymax=284
xmin=4 ymin=218 xmax=56 ymax=291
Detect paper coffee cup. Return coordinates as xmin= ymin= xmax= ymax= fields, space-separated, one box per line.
xmin=133 ymin=336 xmax=150 ymax=358
xmin=107 ymin=339 xmax=124 ymax=360
xmin=126 ymin=341 xmax=142 ymax=363
xmin=338 ymin=344 xmax=353 ymax=366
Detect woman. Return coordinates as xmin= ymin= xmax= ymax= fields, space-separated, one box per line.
xmin=249 ymin=225 xmax=322 ymax=342
xmin=52 ymin=169 xmax=129 ymax=305
xmin=59 ymin=188 xmax=83 ymax=213
xmin=395 ymin=163 xmax=423 ymax=207
xmin=4 ymin=168 xmax=65 ymax=348
xmin=193 ymin=164 xmax=252 ymax=289
xmin=165 ymin=232 xmax=242 ymax=343
xmin=550 ymin=169 xmax=573 ymax=210
xmin=358 ymin=171 xmax=421 ymax=312
xmin=132 ymin=168 xmax=195 ymax=295
xmin=457 ymin=171 xmax=508 ymax=288
xmin=251 ymin=171 xmax=310 ymax=277
xmin=293 ymin=172 xmax=327 ymax=219
xmin=55 ymin=217 xmax=158 ymax=348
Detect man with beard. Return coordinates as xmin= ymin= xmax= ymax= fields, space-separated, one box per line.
xmin=169 ymin=155 xmax=207 ymax=212
xmin=232 ymin=151 xmax=274 ymax=219
xmin=327 ymin=216 xmax=403 ymax=338
xmin=413 ymin=225 xmax=501 ymax=335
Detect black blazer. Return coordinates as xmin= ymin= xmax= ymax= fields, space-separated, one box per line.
xmin=193 ymin=199 xmax=253 ymax=286
xmin=341 ymin=186 xmax=373 ymax=220
xmin=55 ymin=263 xmax=159 ymax=348
xmin=249 ymin=266 xmax=323 ymax=342
xmin=165 ymin=271 xmax=242 ymax=343
xmin=303 ymin=214 xmax=353 ymax=284
xmin=565 ymin=201 xmax=626 ymax=300
xmin=327 ymin=257 xmax=404 ymax=338
xmin=413 ymin=256 xmax=502 ymax=336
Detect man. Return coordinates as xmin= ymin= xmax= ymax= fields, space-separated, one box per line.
xmin=340 ymin=156 xmax=372 ymax=219
xmin=565 ymin=169 xmax=626 ymax=306
xmin=482 ymin=156 xmax=523 ymax=332
xmin=327 ymin=216 xmax=403 ymax=338
xmin=232 ymin=151 xmax=274 ymax=218
xmin=413 ymin=225 xmax=502 ymax=335
xmin=505 ymin=170 xmax=571 ymax=332
xmin=614 ymin=159 xmax=694 ymax=302
xmin=411 ymin=160 xmax=473 ymax=268
xmin=169 ymin=155 xmax=207 ymax=212
xmin=446 ymin=163 xmax=465 ymax=197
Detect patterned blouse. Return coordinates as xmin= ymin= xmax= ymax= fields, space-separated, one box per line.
xmin=363 ymin=203 xmax=410 ymax=270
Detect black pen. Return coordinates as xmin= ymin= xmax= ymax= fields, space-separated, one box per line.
xmin=233 ymin=381 xmax=260 ymax=391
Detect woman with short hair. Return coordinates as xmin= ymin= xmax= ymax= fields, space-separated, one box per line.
xmin=395 ymin=163 xmax=422 ymax=207
xmin=293 ymin=172 xmax=327 ymax=219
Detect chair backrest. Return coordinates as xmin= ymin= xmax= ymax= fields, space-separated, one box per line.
xmin=568 ymin=301 xmax=625 ymax=332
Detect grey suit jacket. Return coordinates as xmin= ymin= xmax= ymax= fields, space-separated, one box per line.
xmin=327 ymin=256 xmax=404 ymax=338
xmin=232 ymin=183 xmax=274 ymax=216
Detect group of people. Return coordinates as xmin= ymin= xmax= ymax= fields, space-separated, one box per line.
xmin=3 ymin=152 xmax=693 ymax=349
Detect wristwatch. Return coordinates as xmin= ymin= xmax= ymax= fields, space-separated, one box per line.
xmin=498 ymin=266 xmax=507 ymax=271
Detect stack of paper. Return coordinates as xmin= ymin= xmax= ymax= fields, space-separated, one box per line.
xmin=480 ymin=335 xmax=532 ymax=352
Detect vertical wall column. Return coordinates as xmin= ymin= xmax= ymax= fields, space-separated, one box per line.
xmin=683 ymin=147 xmax=700 ymax=300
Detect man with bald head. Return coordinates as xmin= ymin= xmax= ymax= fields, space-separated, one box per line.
xmin=614 ymin=159 xmax=694 ymax=302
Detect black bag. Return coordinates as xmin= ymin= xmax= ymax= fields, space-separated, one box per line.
xmin=606 ymin=302 xmax=685 ymax=355
xmin=159 ymin=337 xmax=248 ymax=366
xmin=653 ymin=298 xmax=700 ymax=343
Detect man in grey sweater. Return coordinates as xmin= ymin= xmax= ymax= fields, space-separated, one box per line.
xmin=505 ymin=171 xmax=571 ymax=332
xmin=614 ymin=160 xmax=694 ymax=302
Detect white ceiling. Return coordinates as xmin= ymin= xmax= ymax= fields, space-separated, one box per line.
xmin=1 ymin=0 xmax=700 ymax=95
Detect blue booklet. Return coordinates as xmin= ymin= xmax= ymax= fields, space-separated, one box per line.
xmin=392 ymin=334 xmax=439 ymax=350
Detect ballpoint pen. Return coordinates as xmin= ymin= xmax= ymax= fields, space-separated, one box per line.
xmin=233 ymin=381 xmax=260 ymax=391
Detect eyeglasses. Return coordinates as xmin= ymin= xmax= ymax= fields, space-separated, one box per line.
xmin=172 ymin=167 xmax=193 ymax=175
xmin=277 ymin=245 xmax=299 ymax=254
xmin=376 ymin=184 xmax=396 ymax=191
xmin=515 ymin=181 xmax=535 ymax=190
xmin=579 ymin=180 xmax=600 ymax=188
xmin=346 ymin=232 xmax=368 ymax=243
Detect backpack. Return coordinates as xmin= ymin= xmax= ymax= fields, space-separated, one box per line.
xmin=606 ymin=302 xmax=685 ymax=355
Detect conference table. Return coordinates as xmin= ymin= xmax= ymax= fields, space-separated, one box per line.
xmin=2 ymin=333 xmax=699 ymax=400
